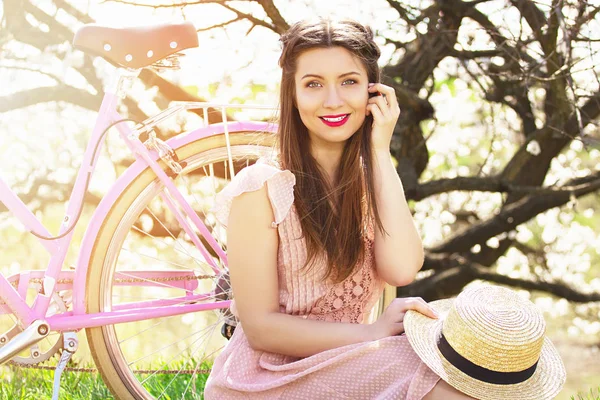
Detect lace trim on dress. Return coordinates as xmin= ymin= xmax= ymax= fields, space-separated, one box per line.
xmin=307 ymin=217 xmax=380 ymax=324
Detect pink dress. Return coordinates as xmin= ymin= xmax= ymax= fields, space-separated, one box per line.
xmin=204 ymin=156 xmax=441 ymax=399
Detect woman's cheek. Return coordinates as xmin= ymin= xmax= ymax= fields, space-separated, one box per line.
xmin=348 ymin=89 xmax=369 ymax=109
xmin=355 ymin=112 xmax=367 ymax=127
xmin=296 ymin=92 xmax=317 ymax=112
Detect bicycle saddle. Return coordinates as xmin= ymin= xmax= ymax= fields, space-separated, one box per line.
xmin=73 ymin=22 xmax=199 ymax=69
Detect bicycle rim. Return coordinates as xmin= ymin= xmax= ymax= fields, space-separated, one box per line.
xmin=86 ymin=131 xmax=276 ymax=400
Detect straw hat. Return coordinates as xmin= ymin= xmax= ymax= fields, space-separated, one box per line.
xmin=403 ymin=284 xmax=566 ymax=400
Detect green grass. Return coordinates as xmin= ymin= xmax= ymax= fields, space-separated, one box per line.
xmin=0 ymin=361 xmax=211 ymax=400
xmin=1 ymin=363 xmax=598 ymax=399
xmin=572 ymin=387 xmax=600 ymax=400
xmin=1 ymin=366 xmax=111 ymax=399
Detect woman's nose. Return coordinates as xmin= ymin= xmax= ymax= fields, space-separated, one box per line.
xmin=323 ymin=87 xmax=344 ymax=109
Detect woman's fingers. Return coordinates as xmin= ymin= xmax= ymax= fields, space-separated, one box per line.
xmin=368 ymin=83 xmax=399 ymax=110
xmin=377 ymin=297 xmax=439 ymax=338
xmin=367 ymin=95 xmax=390 ymax=115
xmin=367 ymin=95 xmax=394 ymax=127
xmin=404 ymin=297 xmax=439 ymax=319
xmin=394 ymin=322 xmax=405 ymax=336
xmin=366 ymin=102 xmax=384 ymax=121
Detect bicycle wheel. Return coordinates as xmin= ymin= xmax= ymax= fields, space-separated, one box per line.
xmin=85 ymin=129 xmax=392 ymax=399
xmin=86 ymin=130 xmax=276 ymax=399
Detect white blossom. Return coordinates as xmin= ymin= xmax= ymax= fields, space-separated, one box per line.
xmin=526 ymin=140 xmax=541 ymax=156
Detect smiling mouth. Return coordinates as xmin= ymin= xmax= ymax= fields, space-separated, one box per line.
xmin=319 ymin=114 xmax=350 ymax=127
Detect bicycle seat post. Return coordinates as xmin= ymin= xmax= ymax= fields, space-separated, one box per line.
xmin=106 ymin=67 xmax=141 ymax=98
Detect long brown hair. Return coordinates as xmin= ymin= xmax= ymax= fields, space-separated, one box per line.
xmin=276 ymin=18 xmax=387 ymax=284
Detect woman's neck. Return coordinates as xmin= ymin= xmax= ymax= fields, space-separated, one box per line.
xmin=311 ymin=144 xmax=343 ymax=187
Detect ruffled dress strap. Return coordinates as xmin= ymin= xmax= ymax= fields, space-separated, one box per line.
xmin=211 ymin=157 xmax=296 ymax=229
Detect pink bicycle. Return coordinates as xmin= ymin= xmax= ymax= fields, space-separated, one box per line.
xmin=0 ymin=22 xmax=392 ymax=399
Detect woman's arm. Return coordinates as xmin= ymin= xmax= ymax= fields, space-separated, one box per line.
xmin=227 ymin=183 xmax=374 ymax=358
xmin=370 ymin=149 xmax=425 ymax=287
xmin=247 ymin=313 xmax=373 ymax=358
xmin=366 ymin=82 xmax=424 ymax=287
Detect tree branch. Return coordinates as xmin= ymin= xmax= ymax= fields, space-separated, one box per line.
xmin=218 ymin=3 xmax=277 ymax=33
xmin=0 ymin=64 xmax=61 ymax=83
xmin=501 ymin=89 xmax=600 ymax=183
xmin=22 ymin=1 xmax=74 ymax=43
xmin=571 ymin=5 xmax=600 ymax=39
xmin=0 ymin=179 xmax=101 ymax=214
xmin=485 ymin=80 xmax=538 ymax=137
xmin=101 ymin=0 xmax=227 ymax=8
xmin=407 ymin=259 xmax=600 ymax=302
xmin=470 ymin=265 xmax=600 ymax=302
xmin=462 ymin=6 xmax=542 ymax=138
xmin=4 ymin=0 xmax=65 ymax=50
xmin=196 ymin=17 xmax=241 ymax=32
xmin=509 ymin=0 xmax=549 ymax=52
xmin=138 ymin=69 xmax=235 ymax=123
xmin=412 ymin=173 xmax=600 ymax=200
xmin=385 ymin=0 xmax=418 ymax=25
xmin=431 ymin=171 xmax=600 ymax=253
xmin=465 ymin=0 xmax=494 ymax=5
xmin=449 ymin=49 xmax=503 ymax=59
xmin=4 ymin=0 xmax=103 ymax=91
xmin=255 ymin=0 xmax=289 ymax=34
xmin=0 ymin=86 xmax=101 ymax=113
xmin=465 ymin=6 xmax=537 ymax=65
xmin=52 ymin=0 xmax=94 ymax=24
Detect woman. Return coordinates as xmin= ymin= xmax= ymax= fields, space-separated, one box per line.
xmin=205 ymin=18 xmax=472 ymax=399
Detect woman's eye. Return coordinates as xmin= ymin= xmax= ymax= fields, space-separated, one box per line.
xmin=305 ymin=79 xmax=356 ymax=88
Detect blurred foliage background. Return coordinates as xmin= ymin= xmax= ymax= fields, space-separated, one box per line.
xmin=1 ymin=0 xmax=599 ymax=398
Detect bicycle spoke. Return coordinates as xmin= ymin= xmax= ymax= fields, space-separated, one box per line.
xmin=123 ymin=229 xmax=231 ymax=296
xmin=140 ymin=204 xmax=205 ymax=267
xmin=155 ymin=334 xmax=208 ymax=398
xmin=121 ymin=247 xmax=202 ymax=271
xmin=179 ymin=342 xmax=224 ymax=399
xmin=158 ymin=323 xmax=222 ymax=399
xmin=130 ymin=315 xmax=220 ymax=369
xmin=133 ymin=335 xmax=199 ymax=375
xmin=137 ymin=318 xmax=219 ymax=384
xmin=123 ymin=230 xmax=202 ymax=270
xmin=118 ymin=320 xmax=164 ymax=345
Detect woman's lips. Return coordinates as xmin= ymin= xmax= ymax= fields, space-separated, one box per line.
xmin=319 ymin=114 xmax=350 ymax=127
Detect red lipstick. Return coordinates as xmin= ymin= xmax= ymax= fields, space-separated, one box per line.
xmin=319 ymin=113 xmax=350 ymax=127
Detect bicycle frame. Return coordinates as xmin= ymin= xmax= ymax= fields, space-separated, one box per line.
xmin=0 ymin=66 xmax=278 ymax=334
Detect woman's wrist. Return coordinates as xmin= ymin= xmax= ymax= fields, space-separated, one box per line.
xmin=372 ymin=147 xmax=391 ymax=158
xmin=372 ymin=149 xmax=395 ymax=170
xmin=363 ymin=321 xmax=381 ymax=342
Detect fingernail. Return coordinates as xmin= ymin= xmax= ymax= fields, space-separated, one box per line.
xmin=368 ymin=83 xmax=375 ymax=87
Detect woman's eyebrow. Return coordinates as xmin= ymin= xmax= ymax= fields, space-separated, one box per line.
xmin=301 ymin=71 xmax=361 ymax=80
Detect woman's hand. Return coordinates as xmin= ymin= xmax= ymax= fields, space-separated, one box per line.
xmin=366 ymin=82 xmax=401 ymax=153
xmin=369 ymin=297 xmax=439 ymax=340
